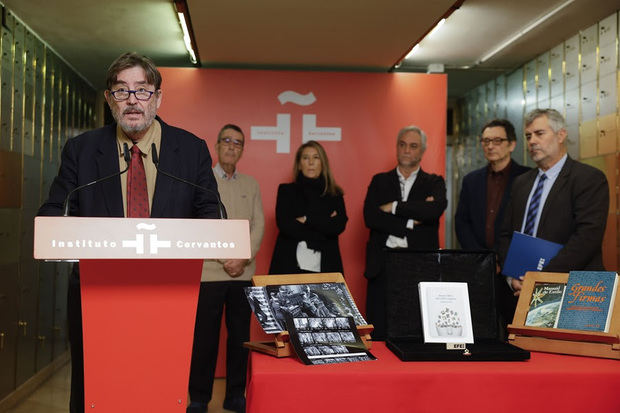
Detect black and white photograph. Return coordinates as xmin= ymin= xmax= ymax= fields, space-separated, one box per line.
xmin=245 ymin=283 xmax=367 ymax=334
xmin=326 ymin=332 xmax=342 ymax=342
xmin=299 ymin=333 xmax=315 ymax=344
xmin=293 ymin=318 xmax=309 ymax=330
xmin=286 ymin=315 xmax=376 ymax=365
xmin=244 ymin=287 xmax=284 ymax=333
xmin=340 ymin=332 xmax=356 ymax=343
xmin=312 ymin=332 xmax=328 ymax=343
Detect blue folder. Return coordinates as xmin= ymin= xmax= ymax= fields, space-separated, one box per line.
xmin=502 ymin=232 xmax=564 ymax=279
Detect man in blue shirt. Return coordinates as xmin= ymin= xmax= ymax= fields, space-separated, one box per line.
xmin=497 ymin=109 xmax=609 ymax=320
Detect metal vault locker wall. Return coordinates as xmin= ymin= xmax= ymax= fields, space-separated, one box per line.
xmin=451 ymin=11 xmax=620 ymax=271
xmin=0 ymin=7 xmax=96 ymax=400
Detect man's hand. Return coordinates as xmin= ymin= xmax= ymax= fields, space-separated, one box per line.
xmin=296 ymin=216 xmax=307 ymax=223
xmin=511 ymin=276 xmax=524 ymax=296
xmin=223 ymin=259 xmax=249 ymax=278
xmin=425 ymin=196 xmax=434 ymax=202
xmin=379 ymin=202 xmax=394 ymax=213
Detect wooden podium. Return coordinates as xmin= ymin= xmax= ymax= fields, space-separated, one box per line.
xmin=34 ymin=216 xmax=251 ymax=412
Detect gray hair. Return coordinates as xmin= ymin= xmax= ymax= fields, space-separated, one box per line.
xmin=524 ymin=109 xmax=566 ymax=133
xmin=397 ymin=125 xmax=427 ymax=150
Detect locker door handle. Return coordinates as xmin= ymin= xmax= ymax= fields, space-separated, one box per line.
xmin=18 ymin=320 xmax=27 ymax=336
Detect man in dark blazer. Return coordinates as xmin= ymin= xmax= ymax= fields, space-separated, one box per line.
xmin=38 ymin=53 xmax=220 ymax=413
xmin=363 ymin=125 xmax=447 ymax=339
xmin=455 ymin=119 xmax=530 ymax=250
xmin=497 ymin=109 xmax=609 ymax=320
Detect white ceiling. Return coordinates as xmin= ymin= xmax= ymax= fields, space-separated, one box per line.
xmin=2 ymin=0 xmax=618 ymax=96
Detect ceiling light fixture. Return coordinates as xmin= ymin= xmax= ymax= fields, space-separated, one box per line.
xmin=405 ymin=44 xmax=421 ymax=60
xmin=391 ymin=0 xmax=465 ymax=71
xmin=174 ymin=0 xmax=200 ymax=66
xmin=178 ymin=12 xmax=197 ymax=64
xmin=478 ymin=0 xmax=576 ymax=64
xmin=428 ymin=18 xmax=446 ymax=38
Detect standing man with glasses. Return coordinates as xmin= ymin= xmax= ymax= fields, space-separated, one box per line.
xmin=497 ymin=109 xmax=609 ymax=321
xmin=187 ymin=124 xmax=264 ymax=413
xmin=38 ymin=52 xmax=220 ymax=413
xmin=455 ymin=119 xmax=530 ymax=331
xmin=455 ymin=119 xmax=530 ymax=251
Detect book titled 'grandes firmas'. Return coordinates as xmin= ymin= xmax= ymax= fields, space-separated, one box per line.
xmin=556 ymin=271 xmax=618 ymax=332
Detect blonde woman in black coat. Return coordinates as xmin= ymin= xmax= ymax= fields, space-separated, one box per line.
xmin=269 ymin=140 xmax=347 ymax=274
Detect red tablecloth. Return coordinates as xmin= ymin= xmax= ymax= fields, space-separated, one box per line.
xmin=247 ymin=342 xmax=620 ymax=413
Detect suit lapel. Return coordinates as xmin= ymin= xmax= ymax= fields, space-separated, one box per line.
xmin=389 ymin=169 xmax=401 ymax=201
xmin=477 ymin=169 xmax=488 ymax=228
xmin=405 ymin=169 xmax=426 ymax=201
xmin=96 ymin=128 xmax=124 ymax=216
xmin=517 ymin=169 xmax=538 ymax=212
xmin=151 ymin=121 xmax=180 ymax=218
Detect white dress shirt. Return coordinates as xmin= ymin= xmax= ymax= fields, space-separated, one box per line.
xmin=386 ymin=167 xmax=419 ymax=248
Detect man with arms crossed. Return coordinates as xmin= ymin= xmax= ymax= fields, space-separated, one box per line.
xmin=187 ymin=124 xmax=264 ymax=413
xmin=364 ymin=125 xmax=447 ymax=339
xmin=38 ymin=52 xmax=220 ymax=413
xmin=497 ymin=109 xmax=609 ymax=320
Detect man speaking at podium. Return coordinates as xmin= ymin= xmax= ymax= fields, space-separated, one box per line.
xmin=38 ymin=52 xmax=220 ymax=413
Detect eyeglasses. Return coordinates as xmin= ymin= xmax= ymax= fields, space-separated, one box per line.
xmin=109 ymin=88 xmax=156 ymax=101
xmin=480 ymin=137 xmax=509 ymax=146
xmin=218 ymin=137 xmax=244 ymax=148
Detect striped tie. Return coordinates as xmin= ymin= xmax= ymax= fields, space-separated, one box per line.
xmin=523 ymin=174 xmax=547 ymax=236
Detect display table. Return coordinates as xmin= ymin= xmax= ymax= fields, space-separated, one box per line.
xmin=247 ymin=342 xmax=620 ymax=413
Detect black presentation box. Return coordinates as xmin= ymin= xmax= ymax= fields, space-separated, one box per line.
xmin=384 ymin=250 xmax=530 ymax=361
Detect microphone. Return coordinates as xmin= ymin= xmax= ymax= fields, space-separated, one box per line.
xmin=151 ymin=143 xmax=227 ymax=219
xmin=62 ymin=143 xmax=131 ymax=216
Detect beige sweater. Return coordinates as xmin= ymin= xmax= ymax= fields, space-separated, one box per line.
xmin=201 ymin=167 xmax=265 ymax=282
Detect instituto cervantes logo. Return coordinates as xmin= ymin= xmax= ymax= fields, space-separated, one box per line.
xmin=250 ymin=90 xmax=342 ymax=153
xmin=50 ymin=223 xmax=236 ymax=256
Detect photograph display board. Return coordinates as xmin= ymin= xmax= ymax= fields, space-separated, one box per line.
xmin=245 ymin=273 xmax=373 ymax=357
xmin=245 ymin=283 xmax=366 ymax=334
xmin=286 ymin=315 xmax=375 ymax=365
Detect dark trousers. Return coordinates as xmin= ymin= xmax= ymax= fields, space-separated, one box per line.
xmin=68 ymin=272 xmax=84 ymax=413
xmin=188 ymin=281 xmax=252 ymax=404
xmin=365 ymin=274 xmax=387 ymax=340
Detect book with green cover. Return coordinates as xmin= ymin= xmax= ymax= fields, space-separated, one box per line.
xmin=525 ymin=282 xmax=565 ymax=328
xmin=556 ymin=271 xmax=618 ymax=332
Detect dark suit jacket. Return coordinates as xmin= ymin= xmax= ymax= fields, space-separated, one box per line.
xmin=498 ymin=156 xmax=609 ymax=272
xmin=269 ymin=182 xmax=348 ymax=274
xmin=38 ymin=117 xmax=220 ymax=219
xmin=455 ymin=160 xmax=530 ymax=250
xmin=363 ymin=168 xmax=447 ymax=279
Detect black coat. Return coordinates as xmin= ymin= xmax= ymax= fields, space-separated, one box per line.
xmin=269 ymin=179 xmax=348 ymax=274
xmin=37 ymin=117 xmax=220 ymax=219
xmin=363 ymin=168 xmax=447 ymax=280
xmin=454 ymin=159 xmax=530 ymax=250
xmin=498 ymin=156 xmax=609 ymax=272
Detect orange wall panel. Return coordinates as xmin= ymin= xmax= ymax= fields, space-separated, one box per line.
xmin=158 ymin=68 xmax=447 ymax=374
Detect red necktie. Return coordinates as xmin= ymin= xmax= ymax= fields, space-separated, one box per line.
xmin=127 ymin=145 xmax=149 ymax=217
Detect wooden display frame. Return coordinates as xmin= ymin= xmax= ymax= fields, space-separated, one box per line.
xmin=244 ymin=272 xmax=374 ymax=357
xmin=507 ymin=271 xmax=620 ymax=359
